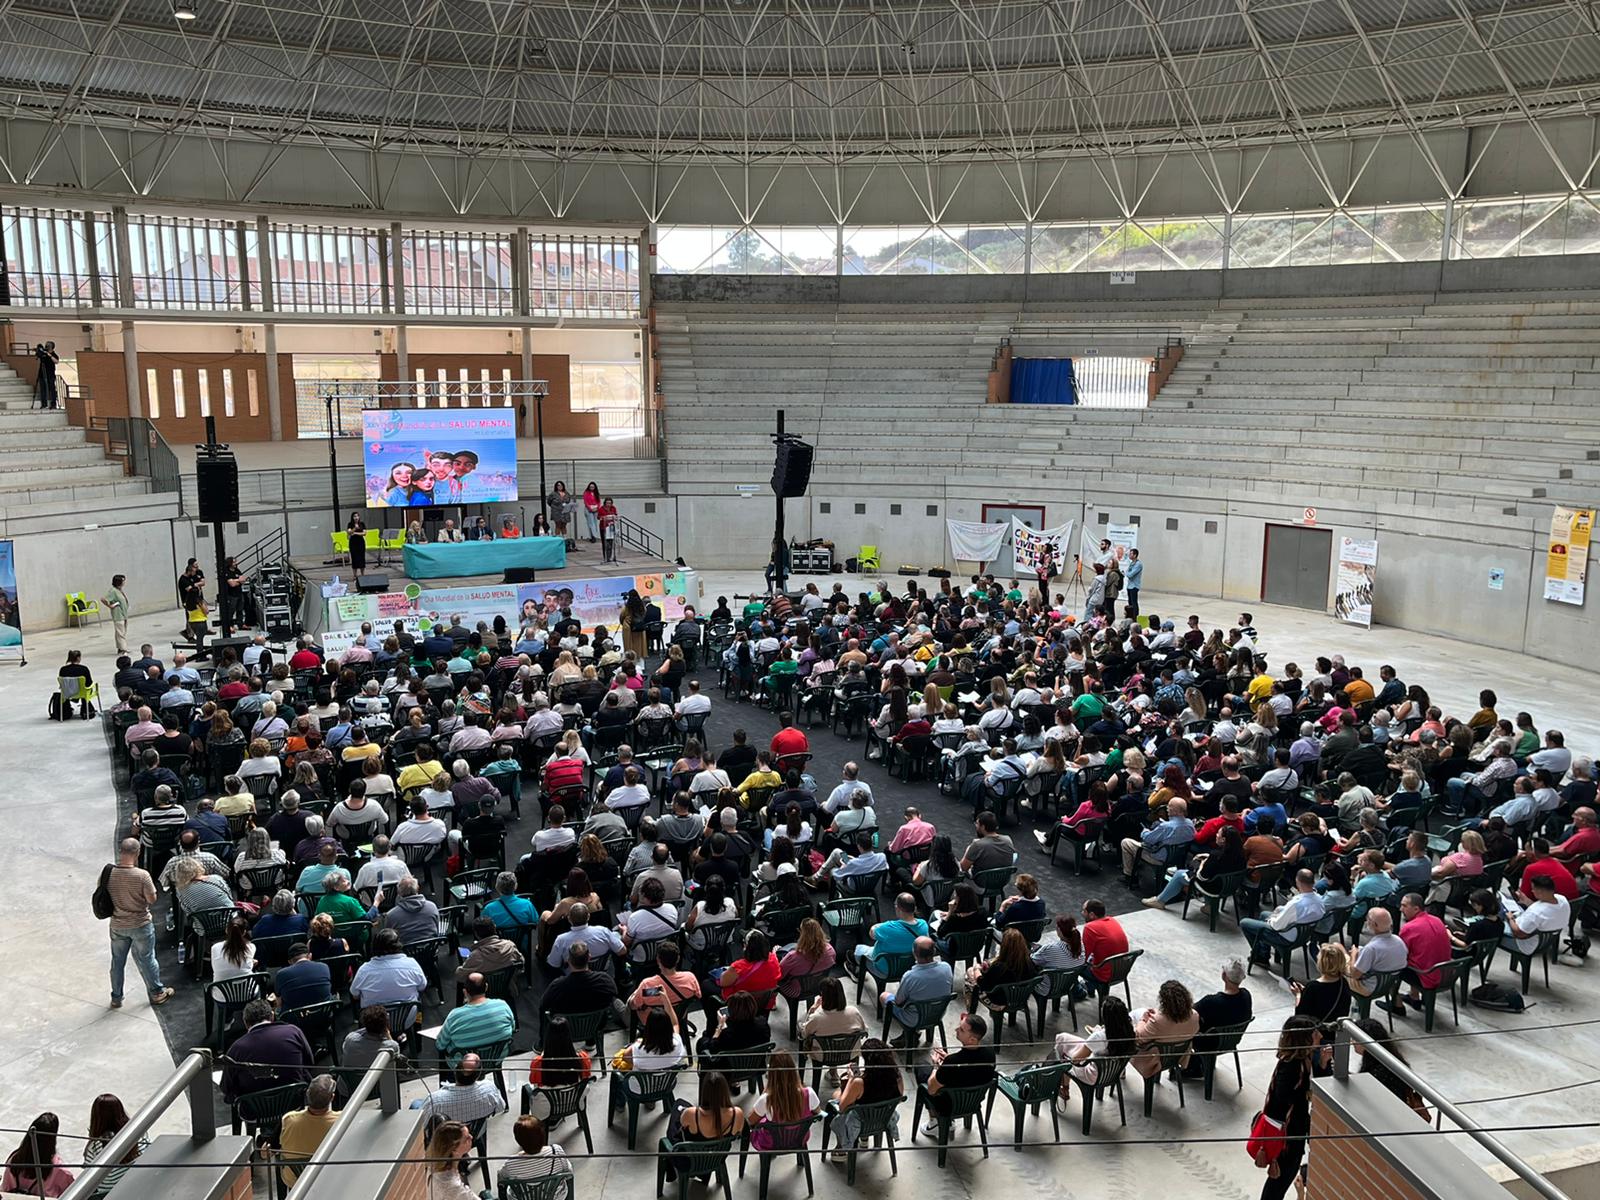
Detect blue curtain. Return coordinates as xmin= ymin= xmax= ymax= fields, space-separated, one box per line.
xmin=1010 ymin=357 xmax=1076 ymax=404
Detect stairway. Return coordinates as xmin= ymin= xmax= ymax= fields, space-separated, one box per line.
xmin=0 ymin=364 xmax=181 ymax=530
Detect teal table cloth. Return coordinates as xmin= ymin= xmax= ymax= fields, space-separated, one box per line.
xmin=401 ymin=536 xmax=567 ymax=580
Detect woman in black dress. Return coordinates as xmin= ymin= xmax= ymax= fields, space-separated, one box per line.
xmin=347 ymin=512 xmax=367 ymax=574
xmin=1256 ymin=1016 xmax=1318 ymax=1200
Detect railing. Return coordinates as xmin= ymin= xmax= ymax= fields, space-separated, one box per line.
xmin=282 ymin=1048 xmax=400 ymax=1200
xmin=96 ymin=415 xmax=184 ymax=511
xmin=1333 ymin=1018 xmax=1569 ymax=1200
xmin=57 ymin=1049 xmax=217 ymax=1200
xmin=616 ymin=511 xmax=665 ymax=560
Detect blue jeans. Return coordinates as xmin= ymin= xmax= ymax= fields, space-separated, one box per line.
xmin=1239 ymin=916 xmax=1296 ymax=962
xmin=1447 ymin=776 xmax=1491 ymax=816
xmin=1155 ymin=869 xmax=1190 ymax=905
xmin=109 ymin=921 xmax=165 ymax=1002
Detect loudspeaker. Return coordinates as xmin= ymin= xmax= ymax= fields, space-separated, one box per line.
xmin=845 ymin=556 xmax=859 ymax=573
xmin=355 ymin=573 xmax=389 ymax=594
xmin=928 ymin=567 xmax=951 ymax=578
xmin=195 ymin=453 xmax=239 ymax=524
xmin=771 ymin=439 xmax=814 ymax=498
xmin=503 ymin=568 xmax=539 ymax=583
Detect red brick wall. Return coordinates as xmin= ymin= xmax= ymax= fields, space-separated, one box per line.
xmin=379 ymin=1119 xmax=429 ymax=1200
xmin=75 ymin=349 xmax=298 ymax=442
xmin=1307 ymin=1089 xmax=1429 ymax=1200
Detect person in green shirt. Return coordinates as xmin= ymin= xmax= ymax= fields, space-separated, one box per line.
xmin=102 ymin=574 xmax=130 ymax=654
xmin=1070 ymin=689 xmax=1106 ymax=724
xmin=436 ymin=972 xmax=517 ymax=1067
xmin=1513 ymin=713 xmax=1540 ymax=759
xmin=763 ymin=647 xmax=799 ymax=691
xmin=314 ymin=873 xmax=377 ymax=924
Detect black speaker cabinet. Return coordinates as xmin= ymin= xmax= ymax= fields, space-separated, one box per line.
xmin=355 ymin=573 xmax=389 ymax=594
xmin=195 ymin=454 xmax=240 ymax=523
xmin=771 ymin=439 xmax=814 ymax=497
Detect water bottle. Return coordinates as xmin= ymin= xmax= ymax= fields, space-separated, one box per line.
xmin=177 ymin=942 xmax=186 ymax=966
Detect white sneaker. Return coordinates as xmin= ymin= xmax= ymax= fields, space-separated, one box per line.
xmin=920 ymin=1119 xmax=942 ymax=1138
xmin=1142 ymin=897 xmax=1167 ymax=909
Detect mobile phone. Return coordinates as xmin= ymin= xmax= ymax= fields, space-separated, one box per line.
xmin=643 ymin=986 xmax=662 ymax=997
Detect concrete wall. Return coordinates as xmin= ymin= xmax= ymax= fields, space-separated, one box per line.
xmin=6 ymin=515 xmax=183 ymax=633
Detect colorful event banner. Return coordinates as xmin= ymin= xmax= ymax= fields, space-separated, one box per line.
xmin=1012 ymin=519 xmax=1075 ymax=573
xmin=0 ymin=539 xmax=21 ymax=662
xmin=945 ymin=519 xmax=1009 ymax=563
xmin=1543 ymin=506 xmax=1593 ymax=606
xmin=1334 ymin=537 xmax=1379 ymax=627
xmin=323 ymin=571 xmax=700 ymax=642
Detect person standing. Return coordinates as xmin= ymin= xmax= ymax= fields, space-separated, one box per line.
xmin=33 ymin=340 xmax=59 ymax=409
xmin=1253 ymin=1017 xmax=1317 ymax=1200
xmin=221 ymin=557 xmax=248 ymax=631
xmin=347 ymin=512 xmax=367 ymax=574
xmin=105 ymin=837 xmax=175 ymax=1009
xmin=1124 ymin=549 xmax=1143 ymax=618
xmin=102 ymin=575 xmax=130 ymax=654
xmin=547 ymin=482 xmax=575 ymax=544
xmin=1102 ymin=555 xmax=1123 ymax=619
xmin=582 ymin=482 xmax=602 ymax=542
xmin=1034 ymin=546 xmax=1056 ymax=605
xmin=598 ymin=497 xmax=618 ymax=562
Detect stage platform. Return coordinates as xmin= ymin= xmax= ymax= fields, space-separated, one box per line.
xmin=288 ymin=536 xmax=696 ymax=640
xmin=290 ymin=536 xmax=677 ymax=594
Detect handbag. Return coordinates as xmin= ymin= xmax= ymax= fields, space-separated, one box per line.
xmin=1246 ymin=1110 xmax=1286 ymax=1164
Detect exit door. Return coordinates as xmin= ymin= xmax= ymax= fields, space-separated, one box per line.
xmin=981 ymin=503 xmax=1046 ymax=576
xmin=1262 ymin=524 xmax=1333 ymax=611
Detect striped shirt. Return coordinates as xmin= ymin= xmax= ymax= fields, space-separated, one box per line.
xmin=498 ymin=1147 xmax=572 ymax=1182
xmin=436 ymin=999 xmax=515 ymax=1062
xmin=107 ymin=865 xmax=157 ymax=931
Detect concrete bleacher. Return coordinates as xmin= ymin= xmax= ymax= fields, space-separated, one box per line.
xmin=659 ymin=288 xmax=1600 ymax=519
xmin=0 ymin=363 xmax=178 ymax=525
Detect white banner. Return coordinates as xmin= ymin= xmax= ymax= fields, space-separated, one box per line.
xmin=946 ymin=519 xmax=1009 ymax=563
xmin=1105 ymin=523 xmax=1139 ymax=561
xmin=1335 ymin=537 xmax=1378 ymax=627
xmin=1013 ymin=519 xmax=1075 ymax=574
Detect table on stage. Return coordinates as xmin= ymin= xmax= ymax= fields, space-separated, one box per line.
xmin=400 ymin=536 xmax=567 ymax=581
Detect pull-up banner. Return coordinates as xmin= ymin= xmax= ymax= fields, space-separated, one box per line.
xmin=1544 ymin=506 xmax=1593 ymax=606
xmin=945 ymin=520 xmax=1009 ymax=563
xmin=1335 ymin=537 xmax=1378 ymax=627
xmin=0 ymin=540 xmax=22 ymax=664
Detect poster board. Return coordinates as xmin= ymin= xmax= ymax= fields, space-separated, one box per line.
xmin=0 ymin=540 xmax=21 ymax=663
xmin=1104 ymin=523 xmax=1139 ymax=561
xmin=1334 ymin=537 xmax=1378 ymax=627
xmin=323 ymin=570 xmax=701 ymax=640
xmin=1543 ymin=506 xmax=1593 ymax=606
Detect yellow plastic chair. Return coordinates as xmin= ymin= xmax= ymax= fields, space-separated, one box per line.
xmin=364 ymin=530 xmax=381 ymax=552
xmin=58 ymin=674 xmax=100 ymax=713
xmin=857 ymin=545 xmax=881 ymax=572
xmin=330 ymin=532 xmax=350 ymax=562
xmin=64 ymin=592 xmax=103 ymax=628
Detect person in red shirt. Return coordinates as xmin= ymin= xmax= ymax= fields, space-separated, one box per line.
xmin=715 ymin=928 xmax=782 ymax=1009
xmin=288 ymin=637 xmax=323 ymax=671
xmin=1552 ymin=808 xmax=1600 ymax=862
xmin=542 ymin=751 xmax=585 ymax=796
xmin=217 ymin=673 xmax=251 ymax=702
xmin=1080 ymin=899 xmax=1129 ymax=985
xmin=1515 ymin=840 xmax=1580 ymax=903
xmin=1194 ymin=796 xmax=1246 ymax=846
xmin=1387 ymin=892 xmax=1452 ymax=1017
xmin=770 ymin=714 xmax=810 ymax=763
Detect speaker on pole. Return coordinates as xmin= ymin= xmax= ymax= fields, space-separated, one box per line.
xmin=771 ymin=438 xmax=814 ymax=498
xmin=195 ymin=451 xmax=240 ymax=524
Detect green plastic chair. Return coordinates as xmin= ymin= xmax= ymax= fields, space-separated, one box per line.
xmin=64 ymin=591 xmax=102 ymax=628
xmin=608 ymin=1067 xmax=681 ymax=1150
xmin=654 ymin=1134 xmax=735 ymax=1200
xmin=499 ymin=1172 xmax=575 ymax=1200
xmin=819 ymin=1096 xmax=901 ymax=1185
xmin=973 ymin=975 xmax=1042 ymax=1044
xmin=330 ymin=531 xmax=350 ymax=558
xmin=737 ymin=1113 xmax=822 ymax=1200
xmin=912 ymin=1080 xmax=993 ymax=1167
xmin=988 ymin=1061 xmax=1070 ymax=1148
xmin=881 ymin=992 xmax=956 ymax=1062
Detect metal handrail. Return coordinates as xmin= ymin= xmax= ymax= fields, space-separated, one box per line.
xmin=1333 ymin=1018 xmax=1569 ymax=1200
xmin=57 ymin=1048 xmax=217 ymax=1200
xmin=282 ymin=1046 xmax=401 ymax=1200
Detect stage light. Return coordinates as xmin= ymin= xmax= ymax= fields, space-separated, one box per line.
xmin=173 ymin=2 xmax=198 ymax=20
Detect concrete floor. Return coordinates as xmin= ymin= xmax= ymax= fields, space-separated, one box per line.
xmin=6 ymin=575 xmax=1597 ymax=1194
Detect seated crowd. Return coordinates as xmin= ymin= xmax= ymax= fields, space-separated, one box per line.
xmin=69 ymin=573 xmax=1596 ymax=1198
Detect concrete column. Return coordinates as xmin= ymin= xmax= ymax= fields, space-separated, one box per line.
xmin=520 ymin=324 xmax=534 ymax=382
xmin=255 ymin=216 xmax=274 ymax=313
xmin=1221 ymin=211 xmax=1234 ymax=271
xmin=121 ymin=319 xmax=143 ymax=418
xmin=112 ymin=207 xmax=135 ymax=308
xmin=638 ymin=226 xmax=652 ymax=313
xmin=262 ymin=320 xmax=283 ymax=440
xmin=1440 ymin=198 xmax=1456 ymax=262
xmin=395 ymin=323 xmax=410 ymax=384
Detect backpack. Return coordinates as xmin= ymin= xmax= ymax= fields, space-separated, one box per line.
xmin=1468 ymin=982 xmax=1527 ymax=1013
xmin=91 ymin=864 xmax=116 ymax=920
xmin=1566 ymin=929 xmax=1590 ymax=960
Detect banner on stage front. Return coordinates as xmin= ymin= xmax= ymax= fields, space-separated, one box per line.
xmin=0 ymin=540 xmax=21 ymax=662
xmin=1334 ymin=537 xmax=1378 ymax=627
xmin=1544 ymin=506 xmax=1593 ymax=606
xmin=946 ymin=520 xmax=1008 ymax=563
xmin=323 ymin=570 xmax=699 ymax=637
xmin=1012 ymin=519 xmax=1074 ymax=574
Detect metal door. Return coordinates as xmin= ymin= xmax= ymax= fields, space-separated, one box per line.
xmin=980 ymin=503 xmax=1046 ymax=576
xmin=1262 ymin=524 xmax=1332 ymax=611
